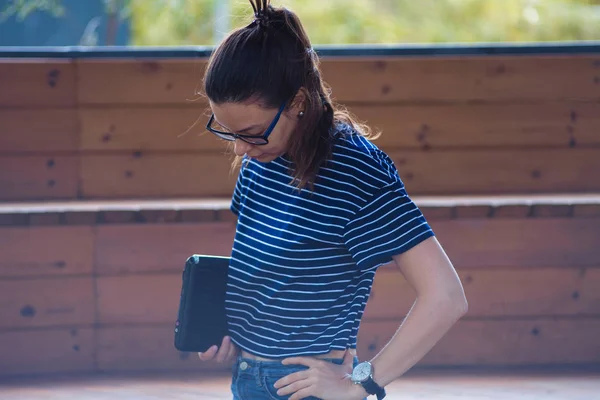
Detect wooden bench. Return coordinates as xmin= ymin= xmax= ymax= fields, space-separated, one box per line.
xmin=1 ymin=195 xmax=599 ymax=377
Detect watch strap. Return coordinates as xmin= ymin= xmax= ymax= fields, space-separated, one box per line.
xmin=361 ymin=376 xmax=386 ymax=399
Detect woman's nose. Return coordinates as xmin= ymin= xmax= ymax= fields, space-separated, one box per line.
xmin=233 ymin=139 xmax=251 ymax=156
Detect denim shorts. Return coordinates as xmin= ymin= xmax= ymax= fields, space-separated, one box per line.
xmin=230 ymin=355 xmax=366 ymax=400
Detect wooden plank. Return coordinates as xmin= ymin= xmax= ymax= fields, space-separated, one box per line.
xmin=0 ymin=109 xmax=79 ymax=153
xmin=79 ymin=148 xmax=600 ymax=198
xmin=94 ymin=223 xmax=235 ymax=275
xmin=80 ymin=153 xmax=236 ymax=199
xmin=0 ymin=60 xmax=77 ymax=107
xmin=0 ymin=226 xmax=94 ymax=278
xmin=389 ymin=148 xmax=600 ymax=195
xmin=322 ymin=55 xmax=600 ymax=103
xmin=75 ymin=56 xmax=600 ymax=105
xmin=355 ymin=102 xmax=600 ymax=149
xmin=76 ymin=59 xmax=205 ymax=105
xmin=79 ymin=102 xmax=600 ymax=151
xmin=96 ymin=326 xmax=229 ymax=372
xmin=0 ymin=327 xmax=94 ymax=376
xmin=79 ymin=107 xmax=229 ymax=152
xmin=365 ymin=267 xmax=600 ymax=320
xmin=0 ymin=277 xmax=95 ymax=329
xmin=96 ymin=268 xmax=600 ymax=326
xmin=429 ymin=218 xmax=600 ymax=268
xmin=357 ymin=318 xmax=600 ymax=366
xmin=0 ymin=155 xmax=79 ymax=200
xmin=96 ymin=274 xmax=180 ymax=324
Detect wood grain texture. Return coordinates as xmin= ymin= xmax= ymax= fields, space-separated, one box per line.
xmin=0 ymin=277 xmax=95 ymax=329
xmin=0 ymin=60 xmax=77 ymax=107
xmin=96 ymin=274 xmax=180 ymax=324
xmin=94 ymin=223 xmax=236 ymax=275
xmin=79 ymin=153 xmax=236 ymax=199
xmin=0 ymin=327 xmax=94 ymax=376
xmin=73 ymin=56 xmax=600 ymax=105
xmin=321 ymin=55 xmax=600 ymax=103
xmin=0 ymin=155 xmax=80 ymax=200
xmin=77 ymin=102 xmax=600 ymax=152
xmin=430 ymin=218 xmax=600 ymax=268
xmin=79 ymin=107 xmax=227 ymax=152
xmin=96 ymin=326 xmax=227 ymax=372
xmin=366 ymin=267 xmax=600 ymax=319
xmin=0 ymin=109 xmax=79 ymax=153
xmin=357 ymin=318 xmax=600 ymax=366
xmin=0 ymin=226 xmax=94 ymax=278
xmin=94 ymin=267 xmax=599 ymax=326
xmin=76 ymin=59 xmax=206 ymax=105
xmin=74 ymin=147 xmax=600 ymax=199
xmin=390 ymin=148 xmax=600 ymax=195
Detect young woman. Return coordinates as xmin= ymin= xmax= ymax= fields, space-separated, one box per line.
xmin=197 ymin=1 xmax=468 ymax=399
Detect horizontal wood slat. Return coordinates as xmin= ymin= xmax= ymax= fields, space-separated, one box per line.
xmin=432 ymin=218 xmax=600 ymax=268
xmin=96 ymin=274 xmax=180 ymax=324
xmin=358 ymin=318 xmax=600 ymax=366
xmin=76 ymin=102 xmax=600 ymax=152
xmin=73 ymin=56 xmax=600 ymax=105
xmin=322 ymin=56 xmax=600 ymax=103
xmin=0 ymin=327 xmax=94 ymax=376
xmin=0 ymin=109 xmax=79 ymax=153
xmin=76 ymin=59 xmax=206 ymax=106
xmin=0 ymin=277 xmax=95 ymax=329
xmin=96 ymin=326 xmax=225 ymax=372
xmin=0 ymin=226 xmax=94 ymax=278
xmin=94 ymin=223 xmax=235 ymax=275
xmin=79 ymin=107 xmax=228 ymax=152
xmin=0 ymin=60 xmax=77 ymax=107
xmin=366 ymin=267 xmax=600 ymax=319
xmin=390 ymin=148 xmax=600 ymax=195
xmin=72 ymin=148 xmax=600 ymax=199
xmin=79 ymin=153 xmax=236 ymax=199
xmin=93 ymin=267 xmax=600 ymax=326
xmin=90 ymin=218 xmax=600 ymax=276
xmin=0 ymin=156 xmax=80 ymax=201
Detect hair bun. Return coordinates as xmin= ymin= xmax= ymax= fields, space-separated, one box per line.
xmin=250 ymin=0 xmax=272 ymax=27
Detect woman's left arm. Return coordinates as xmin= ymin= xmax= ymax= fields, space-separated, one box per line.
xmin=360 ymin=235 xmax=468 ymax=392
xmin=275 ymin=235 xmax=468 ymax=400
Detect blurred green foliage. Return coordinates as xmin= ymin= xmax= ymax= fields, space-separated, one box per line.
xmin=3 ymin=0 xmax=600 ymax=45
xmin=130 ymin=0 xmax=600 ymax=45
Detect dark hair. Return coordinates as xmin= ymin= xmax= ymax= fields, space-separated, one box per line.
xmin=203 ymin=0 xmax=379 ymax=190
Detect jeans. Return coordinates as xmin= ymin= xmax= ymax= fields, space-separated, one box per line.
xmin=231 ymin=355 xmax=366 ymax=400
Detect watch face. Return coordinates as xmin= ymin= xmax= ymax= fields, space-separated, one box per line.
xmin=352 ymin=362 xmax=372 ymax=383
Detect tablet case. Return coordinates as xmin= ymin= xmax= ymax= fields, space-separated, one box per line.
xmin=174 ymin=254 xmax=230 ymax=352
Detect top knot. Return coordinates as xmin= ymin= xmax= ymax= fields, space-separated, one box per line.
xmin=250 ymin=0 xmax=272 ymax=27
xmin=253 ymin=10 xmax=270 ymax=28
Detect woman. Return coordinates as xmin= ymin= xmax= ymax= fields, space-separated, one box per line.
xmin=198 ymin=1 xmax=468 ymax=399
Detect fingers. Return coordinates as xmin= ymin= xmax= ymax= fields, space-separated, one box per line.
xmin=197 ymin=344 xmax=218 ymax=361
xmin=215 ymin=336 xmax=232 ymax=363
xmin=226 ymin=337 xmax=239 ymax=361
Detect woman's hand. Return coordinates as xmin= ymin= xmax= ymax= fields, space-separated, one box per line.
xmin=273 ymin=350 xmax=367 ymax=400
xmin=198 ymin=336 xmax=239 ymax=363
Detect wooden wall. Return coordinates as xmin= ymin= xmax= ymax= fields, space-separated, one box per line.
xmin=2 ymin=53 xmax=600 ymax=201
xmin=0 ymin=200 xmax=599 ymax=377
xmin=1 ymin=50 xmax=600 ymax=377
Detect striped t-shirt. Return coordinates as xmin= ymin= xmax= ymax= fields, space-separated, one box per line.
xmin=225 ymin=122 xmax=434 ymax=358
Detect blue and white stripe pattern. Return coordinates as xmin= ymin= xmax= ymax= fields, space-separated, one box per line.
xmin=226 ymin=123 xmax=434 ymax=358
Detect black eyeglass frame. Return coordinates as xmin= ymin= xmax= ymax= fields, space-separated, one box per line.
xmin=205 ymin=101 xmax=287 ymax=146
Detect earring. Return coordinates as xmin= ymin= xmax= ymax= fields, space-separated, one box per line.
xmin=298 ymin=111 xmax=305 ymax=118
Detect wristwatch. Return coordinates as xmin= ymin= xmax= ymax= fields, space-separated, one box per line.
xmin=350 ymin=361 xmax=386 ymax=399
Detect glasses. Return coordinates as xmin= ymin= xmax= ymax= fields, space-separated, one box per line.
xmin=206 ymin=101 xmax=287 ymax=146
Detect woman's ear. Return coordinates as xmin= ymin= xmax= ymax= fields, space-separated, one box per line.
xmin=289 ymin=87 xmax=308 ymax=115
